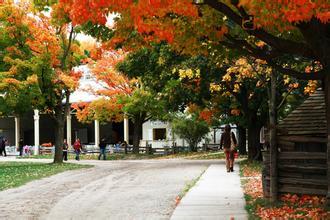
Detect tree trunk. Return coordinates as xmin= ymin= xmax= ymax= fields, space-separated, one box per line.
xmin=190 ymin=142 xmax=198 ymax=152
xmin=54 ymin=116 xmax=64 ymax=163
xmin=237 ymin=125 xmax=247 ymax=155
xmin=132 ymin=120 xmax=142 ymax=154
xmin=269 ymin=70 xmax=278 ymax=203
xmin=247 ymin=122 xmax=261 ymax=160
xmin=324 ymin=75 xmax=330 ymax=210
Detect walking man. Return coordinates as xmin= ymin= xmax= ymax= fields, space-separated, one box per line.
xmin=0 ymin=136 xmax=7 ymax=157
xmin=98 ymin=137 xmax=107 ymax=160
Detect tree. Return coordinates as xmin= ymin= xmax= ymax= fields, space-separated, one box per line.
xmin=0 ymin=3 xmax=41 ymax=117
xmin=172 ymin=108 xmax=210 ymax=152
xmin=116 ymin=43 xmax=221 ymax=152
xmin=55 ymin=1 xmax=330 ymax=204
xmin=0 ymin=2 xmax=83 ymax=163
xmin=118 ymin=87 xmax=165 ymax=153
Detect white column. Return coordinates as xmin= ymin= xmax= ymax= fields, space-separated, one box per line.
xmin=124 ymin=116 xmax=129 ymax=143
xmin=15 ymin=116 xmax=20 ymax=148
xmin=66 ymin=115 xmax=72 ymax=149
xmin=33 ymin=109 xmax=39 ymax=155
xmin=94 ymin=119 xmax=100 ymax=148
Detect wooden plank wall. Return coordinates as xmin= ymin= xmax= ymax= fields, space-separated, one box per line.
xmin=263 ymin=151 xmax=327 ymax=197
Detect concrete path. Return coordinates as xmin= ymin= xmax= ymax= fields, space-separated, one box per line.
xmin=171 ymin=164 xmax=248 ymax=220
xmin=0 ymin=158 xmax=216 ymax=220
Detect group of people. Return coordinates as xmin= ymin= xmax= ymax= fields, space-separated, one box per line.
xmin=61 ymin=138 xmax=82 ymax=161
xmin=62 ymin=138 xmax=127 ymax=161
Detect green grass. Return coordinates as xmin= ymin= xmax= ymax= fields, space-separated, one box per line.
xmin=0 ymin=162 xmax=92 ymax=191
xmin=239 ymin=159 xmax=263 ymax=177
xmin=169 ymin=151 xmax=226 ymax=160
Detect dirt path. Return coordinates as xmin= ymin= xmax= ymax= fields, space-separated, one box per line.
xmin=0 ymin=159 xmax=218 ymax=220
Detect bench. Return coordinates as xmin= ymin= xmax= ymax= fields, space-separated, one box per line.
xmin=39 ymin=146 xmax=54 ymax=155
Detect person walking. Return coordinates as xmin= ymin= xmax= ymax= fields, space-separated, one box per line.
xmin=73 ymin=138 xmax=82 ymax=161
xmin=18 ymin=138 xmax=24 ymax=157
xmin=98 ymin=137 xmax=107 ymax=160
xmin=0 ymin=136 xmax=6 ymax=157
xmin=63 ymin=139 xmax=68 ymax=161
xmin=220 ymin=125 xmax=237 ymax=172
xmin=115 ymin=141 xmax=121 ymax=153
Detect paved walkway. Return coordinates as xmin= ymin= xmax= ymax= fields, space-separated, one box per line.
xmin=171 ymin=164 xmax=248 ymax=220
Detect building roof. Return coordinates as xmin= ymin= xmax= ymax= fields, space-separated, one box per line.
xmin=67 ymin=65 xmax=105 ymax=103
xmin=277 ymin=89 xmax=326 ymax=136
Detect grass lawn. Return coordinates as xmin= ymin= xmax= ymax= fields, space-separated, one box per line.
xmin=0 ymin=162 xmax=92 ymax=191
xmin=239 ymin=159 xmax=328 ymax=219
xmin=20 ymin=151 xmax=229 ymax=160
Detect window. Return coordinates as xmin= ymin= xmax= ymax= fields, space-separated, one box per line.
xmin=153 ymin=128 xmax=166 ymax=140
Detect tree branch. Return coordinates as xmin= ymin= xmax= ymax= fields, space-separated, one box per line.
xmin=61 ymin=26 xmax=74 ymax=70
xmin=204 ymin=0 xmax=315 ymax=59
xmin=276 ymin=87 xmax=294 ymax=111
xmin=223 ymin=34 xmax=325 ymax=80
xmin=267 ymin=60 xmax=325 ymax=80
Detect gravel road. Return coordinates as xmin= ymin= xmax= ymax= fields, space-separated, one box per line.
xmin=0 ymin=159 xmax=218 ymax=220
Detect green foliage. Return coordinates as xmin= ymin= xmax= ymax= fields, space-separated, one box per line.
xmin=0 ymin=10 xmax=41 ymax=116
xmin=117 ymin=43 xmax=223 ymax=114
xmin=118 ymin=88 xmax=165 ymax=122
xmin=77 ymin=21 xmax=115 ymax=42
xmin=172 ymin=113 xmax=210 ymax=152
xmin=0 ymin=162 xmax=91 ymax=191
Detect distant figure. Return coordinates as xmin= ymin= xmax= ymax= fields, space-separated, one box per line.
xmin=0 ymin=136 xmax=6 ymax=157
xmin=63 ymin=139 xmax=68 ymax=161
xmin=23 ymin=145 xmax=30 ymax=156
xmin=98 ymin=137 xmax=107 ymax=160
xmin=73 ymin=138 xmax=82 ymax=161
xmin=220 ymin=125 xmax=237 ymax=172
xmin=115 ymin=141 xmax=121 ymax=153
xmin=18 ymin=138 xmax=24 ymax=156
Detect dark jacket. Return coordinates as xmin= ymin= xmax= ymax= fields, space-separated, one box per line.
xmin=220 ymin=131 xmax=237 ymax=149
xmin=99 ymin=141 xmax=106 ymax=150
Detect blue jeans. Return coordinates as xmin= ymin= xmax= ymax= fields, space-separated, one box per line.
xmin=98 ymin=148 xmax=106 ymax=160
xmin=75 ymin=150 xmax=80 ymax=160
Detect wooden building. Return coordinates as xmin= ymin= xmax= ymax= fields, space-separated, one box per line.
xmin=263 ymin=89 xmax=327 ymax=197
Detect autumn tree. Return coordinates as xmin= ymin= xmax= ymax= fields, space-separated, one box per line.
xmin=0 ymin=1 xmax=84 ymax=163
xmin=209 ymin=57 xmax=314 ymax=159
xmin=0 ymin=3 xmax=41 ymax=117
xmin=51 ymin=0 xmax=329 ymax=204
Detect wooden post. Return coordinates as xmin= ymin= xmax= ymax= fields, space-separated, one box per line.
xmin=325 ymin=76 xmax=330 ymax=210
xmin=269 ymin=70 xmax=278 ymax=203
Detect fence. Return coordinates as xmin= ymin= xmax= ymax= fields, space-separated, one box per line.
xmin=262 ymin=151 xmax=327 ymax=197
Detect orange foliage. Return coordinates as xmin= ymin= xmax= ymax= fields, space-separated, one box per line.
xmin=58 ymin=0 xmax=329 ymax=53
xmin=241 ymin=163 xmax=328 ymax=219
xmin=230 ymin=109 xmax=240 ymax=116
xmin=199 ymin=109 xmax=213 ymax=124
xmin=25 ymin=16 xmax=61 ymax=67
xmin=72 ymin=50 xmax=133 ymax=123
xmin=241 ymin=0 xmax=330 ymax=30
xmin=90 ymin=50 xmax=132 ymax=96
